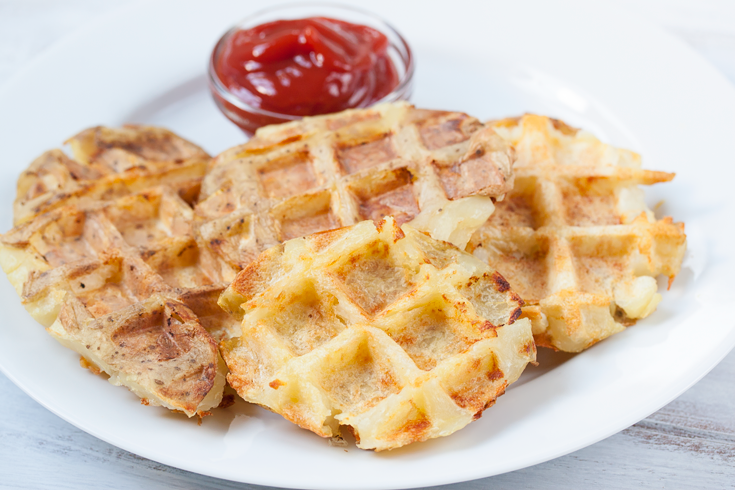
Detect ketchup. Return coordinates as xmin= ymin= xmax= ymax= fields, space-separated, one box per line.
xmin=213 ymin=17 xmax=400 ymax=121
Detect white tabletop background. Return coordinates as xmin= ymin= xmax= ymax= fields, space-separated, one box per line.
xmin=1 ymin=1 xmax=734 ymax=489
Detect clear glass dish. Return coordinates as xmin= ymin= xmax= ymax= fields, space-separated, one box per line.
xmin=208 ymin=3 xmax=414 ymax=135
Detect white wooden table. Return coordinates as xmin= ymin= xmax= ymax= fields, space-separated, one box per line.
xmin=1 ymin=1 xmax=734 ymax=488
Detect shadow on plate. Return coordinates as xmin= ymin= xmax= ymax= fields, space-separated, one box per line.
xmin=511 ymin=348 xmax=576 ymax=390
xmin=124 ymin=75 xmax=208 ymax=123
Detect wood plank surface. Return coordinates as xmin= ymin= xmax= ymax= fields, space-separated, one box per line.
xmin=0 ymin=1 xmax=734 ymax=489
xmin=2 ymin=353 xmax=733 ymax=489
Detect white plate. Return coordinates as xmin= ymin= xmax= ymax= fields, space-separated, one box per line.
xmin=1 ymin=0 xmax=735 ymax=488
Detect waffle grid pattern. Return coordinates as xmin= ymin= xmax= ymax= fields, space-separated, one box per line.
xmin=13 ymin=125 xmax=209 ymax=225
xmin=2 ymin=186 xmax=234 ymax=415
xmin=467 ymin=115 xmax=687 ymax=352
xmin=195 ymin=102 xmax=515 ymax=283
xmin=220 ymin=218 xmax=535 ymax=451
xmin=1 ymin=127 xmax=237 ymax=416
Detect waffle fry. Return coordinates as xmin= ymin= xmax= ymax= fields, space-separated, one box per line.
xmin=1 ymin=127 xmax=237 ymax=416
xmin=467 ymin=115 xmax=686 ymax=352
xmin=195 ymin=102 xmax=515 ymax=282
xmin=220 ymin=217 xmax=535 ymax=451
xmin=14 ymin=125 xmax=209 ymax=225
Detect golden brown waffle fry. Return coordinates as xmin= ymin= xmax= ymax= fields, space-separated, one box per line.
xmin=467 ymin=115 xmax=686 ymax=352
xmin=1 ymin=127 xmax=237 ymax=416
xmin=220 ymin=217 xmax=535 ymax=451
xmin=195 ymin=102 xmax=515 ymax=282
xmin=14 ymin=125 xmax=209 ymax=225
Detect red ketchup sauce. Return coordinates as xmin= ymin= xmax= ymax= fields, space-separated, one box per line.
xmin=211 ymin=17 xmax=400 ymax=133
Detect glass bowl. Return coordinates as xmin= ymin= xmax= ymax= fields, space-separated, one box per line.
xmin=208 ymin=3 xmax=414 ymax=135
